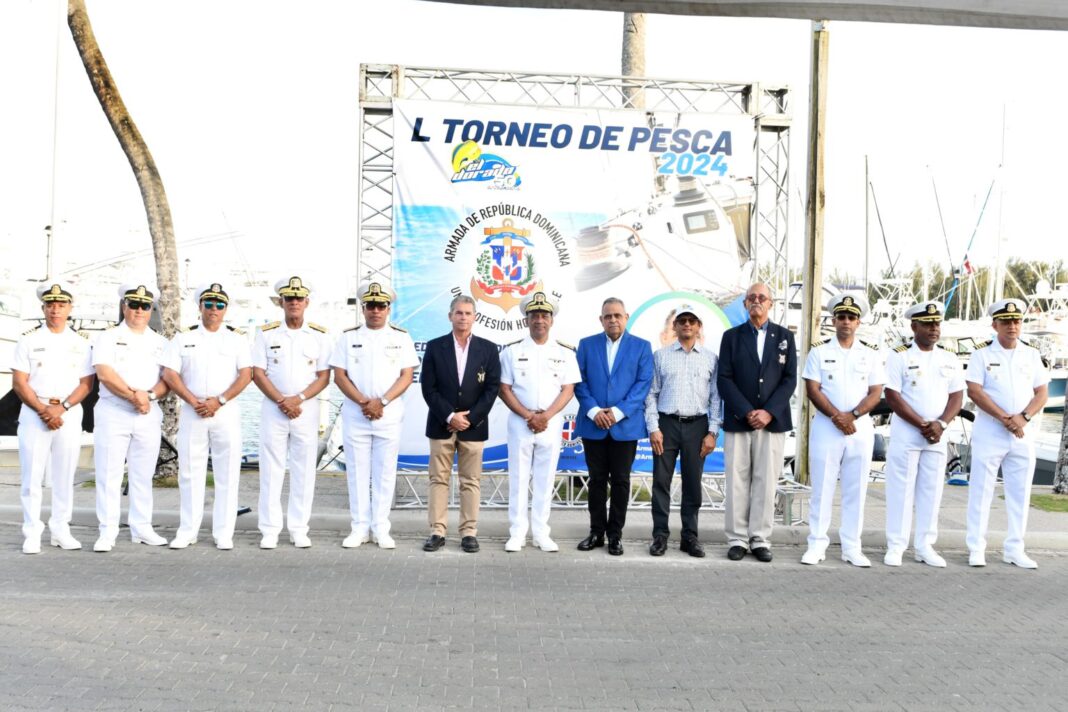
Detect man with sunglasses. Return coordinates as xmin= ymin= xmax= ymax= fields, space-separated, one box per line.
xmin=801 ymin=292 xmax=885 ymax=567
xmin=252 ymin=276 xmax=332 ymax=549
xmin=644 ymin=304 xmax=721 ymax=558
xmin=91 ymin=284 xmax=170 ymax=552
xmin=329 ymin=281 xmax=418 ymax=550
xmin=717 ymin=283 xmax=796 ymax=562
xmin=162 ymin=283 xmax=253 ymax=550
xmin=12 ymin=282 xmax=94 ymax=554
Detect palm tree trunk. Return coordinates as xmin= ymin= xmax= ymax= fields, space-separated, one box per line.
xmin=67 ymin=0 xmax=179 ymax=477
xmin=1054 ymin=405 xmax=1068 ymax=494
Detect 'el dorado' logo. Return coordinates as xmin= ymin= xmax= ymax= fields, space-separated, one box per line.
xmin=451 ymin=140 xmax=522 ymax=190
xmin=470 ymin=218 xmax=542 ymax=312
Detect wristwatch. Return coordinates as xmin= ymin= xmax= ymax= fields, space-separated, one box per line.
xmin=62 ymin=400 xmax=72 ymax=411
xmin=1021 ymin=411 xmax=1031 ymax=422
xmin=851 ymin=408 xmax=862 ymax=418
xmin=935 ymin=419 xmax=948 ymax=429
xmin=217 ymin=395 xmax=228 ymax=405
xmin=147 ymin=390 xmax=157 ymax=401
xmin=298 ymin=392 xmax=306 ymax=402
xmin=380 ymin=396 xmax=391 ymax=406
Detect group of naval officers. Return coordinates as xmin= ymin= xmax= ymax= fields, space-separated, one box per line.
xmin=12 ymin=277 xmax=1049 ymax=569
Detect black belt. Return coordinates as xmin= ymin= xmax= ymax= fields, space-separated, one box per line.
xmin=659 ymin=412 xmax=707 ymax=423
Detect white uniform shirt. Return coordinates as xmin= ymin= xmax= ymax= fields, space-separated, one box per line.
xmin=329 ymin=324 xmax=418 ymax=403
xmin=500 ymin=336 xmax=581 ymax=413
xmin=965 ymin=339 xmax=1049 ymax=435
xmin=163 ymin=325 xmax=253 ymax=400
xmin=885 ymin=342 xmax=965 ymax=443
xmin=252 ymin=322 xmax=332 ymax=396
xmin=11 ymin=326 xmax=94 ymax=400
xmin=802 ymin=339 xmax=886 ymax=413
xmin=92 ymin=321 xmax=167 ymax=406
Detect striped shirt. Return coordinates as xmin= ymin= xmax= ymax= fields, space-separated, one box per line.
xmin=644 ymin=340 xmax=722 ymax=433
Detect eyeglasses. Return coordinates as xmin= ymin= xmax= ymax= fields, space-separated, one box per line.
xmin=675 ymin=316 xmax=699 ymax=325
xmin=201 ymin=301 xmax=227 ymax=310
xmin=125 ymin=301 xmax=152 ymax=311
xmin=283 ymin=295 xmax=305 ymax=303
xmin=835 ymin=313 xmax=859 ymax=321
xmin=363 ymin=302 xmax=389 ymax=311
xmin=745 ymin=294 xmax=770 ymax=304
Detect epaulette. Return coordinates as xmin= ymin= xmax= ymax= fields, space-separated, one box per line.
xmin=894 ymin=343 xmax=910 ymax=353
xmin=389 ymin=323 xmax=408 ymax=333
xmin=260 ymin=321 xmax=281 ymax=331
xmin=936 ymin=343 xmax=949 ymax=351
xmin=181 ymin=324 xmax=199 ymax=332
xmin=976 ymin=339 xmax=993 ymax=349
xmin=225 ymin=325 xmax=245 ymax=336
xmin=817 ymin=337 xmax=832 ymax=346
xmin=503 ymin=339 xmax=522 ymax=348
xmin=22 ymin=325 xmax=40 ymax=336
xmin=75 ymin=329 xmax=91 ymax=340
xmin=308 ymin=322 xmax=328 ymax=333
xmin=556 ymin=340 xmax=576 ymax=351
xmin=859 ymin=339 xmax=880 ymax=350
xmin=344 ymin=325 xmax=362 ymax=332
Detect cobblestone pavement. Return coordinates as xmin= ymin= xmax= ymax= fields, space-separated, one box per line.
xmin=2 ymin=521 xmax=1066 ymax=711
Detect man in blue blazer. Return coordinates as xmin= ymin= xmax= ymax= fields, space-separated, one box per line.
xmin=716 ymin=283 xmax=796 ymax=562
xmin=420 ymin=295 xmax=501 ymax=554
xmin=574 ymin=298 xmax=654 ymax=555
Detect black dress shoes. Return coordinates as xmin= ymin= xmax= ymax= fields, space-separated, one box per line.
xmin=727 ymin=545 xmax=747 ymax=561
xmin=461 ymin=536 xmax=480 ymax=553
xmin=753 ymin=547 xmax=773 ymax=562
xmin=680 ymin=538 xmax=706 ymax=558
xmin=577 ymin=532 xmax=605 ymax=551
xmin=423 ymin=534 xmax=445 ymax=552
xmin=608 ymin=537 xmax=624 ymax=556
xmin=649 ymin=534 xmax=668 ymax=556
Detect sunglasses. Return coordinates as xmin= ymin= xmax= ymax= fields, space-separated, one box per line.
xmin=125 ymin=301 xmax=152 ymax=311
xmin=745 ymin=294 xmax=770 ymax=304
xmin=835 ymin=313 xmax=859 ymax=321
xmin=675 ymin=316 xmax=699 ymax=325
xmin=283 ymin=295 xmax=305 ymax=303
xmin=363 ymin=302 xmax=389 ymax=311
xmin=201 ymin=300 xmax=227 ymax=310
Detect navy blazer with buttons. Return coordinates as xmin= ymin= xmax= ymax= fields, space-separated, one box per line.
xmin=716 ymin=320 xmax=796 ymax=433
xmin=420 ymin=333 xmax=501 ymax=441
xmin=573 ymin=331 xmax=654 ymax=442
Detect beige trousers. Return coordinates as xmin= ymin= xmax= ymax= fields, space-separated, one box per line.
xmin=427 ymin=435 xmax=484 ymax=536
xmin=724 ymin=430 xmax=786 ymax=549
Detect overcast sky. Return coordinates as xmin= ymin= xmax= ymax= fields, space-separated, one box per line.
xmin=2 ymin=0 xmax=1065 ymax=306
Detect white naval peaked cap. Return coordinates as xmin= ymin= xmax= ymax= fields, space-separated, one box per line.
xmin=118 ymin=283 xmax=157 ymax=304
xmin=520 ymin=290 xmax=558 ymax=315
xmin=36 ymin=281 xmax=74 ymax=303
xmin=904 ymin=300 xmax=943 ymax=323
xmin=195 ymin=282 xmax=230 ymax=305
xmin=987 ymin=298 xmax=1026 ymax=320
xmin=274 ymin=276 xmax=311 ymax=298
xmin=357 ymin=280 xmax=395 ymax=305
xmin=827 ymin=291 xmax=869 ymax=319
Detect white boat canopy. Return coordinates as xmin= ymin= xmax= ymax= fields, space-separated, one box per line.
xmin=429 ymin=1 xmax=1068 ymax=31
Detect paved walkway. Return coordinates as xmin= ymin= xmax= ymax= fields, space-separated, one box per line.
xmin=2 ymin=467 xmax=1067 ymax=710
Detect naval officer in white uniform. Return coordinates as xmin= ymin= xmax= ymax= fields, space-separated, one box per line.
xmin=251 ymin=276 xmax=332 ymax=549
xmin=882 ymin=300 xmax=964 ymax=567
xmin=329 ymin=281 xmax=418 ymax=549
xmin=497 ymin=291 xmax=580 ymax=553
xmin=801 ymin=293 xmax=885 ymax=567
xmin=91 ymin=284 xmax=170 ymax=552
xmin=12 ymin=282 xmax=95 ymax=554
xmin=965 ymin=298 xmax=1049 ymax=569
xmin=162 ymin=283 xmax=253 ymax=550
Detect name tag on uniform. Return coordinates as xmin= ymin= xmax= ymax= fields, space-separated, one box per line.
xmin=270 ymin=345 xmax=281 ymax=350
xmin=351 ymin=344 xmax=362 ymax=348
xmin=907 ymin=365 xmax=918 ymax=370
xmin=32 ymin=347 xmax=45 ymax=352
xmin=183 ymin=344 xmax=196 ymax=349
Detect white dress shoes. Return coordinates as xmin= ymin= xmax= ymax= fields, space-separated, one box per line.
xmin=215 ymin=538 xmax=234 ymax=551
xmin=93 ymin=536 xmax=115 ymax=553
xmin=49 ymin=532 xmax=82 ymax=550
xmin=373 ymin=533 xmax=396 ymax=549
xmin=883 ymin=549 xmax=904 ymax=567
xmin=168 ymin=535 xmax=198 ymax=550
xmin=132 ymin=530 xmax=168 ymax=546
xmin=841 ymin=550 xmax=872 ymax=568
xmin=969 ymin=550 xmax=986 ymax=567
xmin=342 ymin=531 xmax=371 ymax=548
xmin=291 ymin=533 xmax=312 ymax=548
xmin=914 ymin=548 xmax=947 ymax=568
xmin=259 ymin=534 xmax=279 ymax=550
xmin=23 ymin=538 xmax=42 ymax=555
xmin=800 ymin=548 xmax=826 ymax=565
xmin=533 ymin=537 xmax=559 ymax=552
xmin=1003 ymin=551 xmax=1038 ymax=569
xmin=504 ymin=536 xmax=524 ymax=552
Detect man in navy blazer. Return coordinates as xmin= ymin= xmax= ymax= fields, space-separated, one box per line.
xmin=574 ymin=297 xmax=654 ymax=555
xmin=420 ymin=295 xmax=501 ymax=554
xmin=717 ymin=283 xmax=796 ymax=562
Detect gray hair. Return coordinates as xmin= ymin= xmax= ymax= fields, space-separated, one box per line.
xmin=602 ymin=297 xmax=625 ymax=310
xmin=449 ymin=295 xmax=476 ymax=313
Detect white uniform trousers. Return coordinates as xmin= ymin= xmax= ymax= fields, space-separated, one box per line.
xmin=258 ymin=399 xmax=319 ymax=538
xmin=966 ymin=422 xmax=1035 ymax=555
xmin=93 ymin=398 xmax=162 ymax=539
xmin=340 ymin=402 xmax=402 ymax=537
xmin=175 ymin=402 xmax=242 ymax=542
xmin=884 ymin=439 xmax=946 ymax=553
xmin=506 ymin=412 xmax=563 ymax=541
xmin=807 ymin=414 xmax=874 ymax=554
xmin=18 ymin=404 xmax=82 ymax=540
